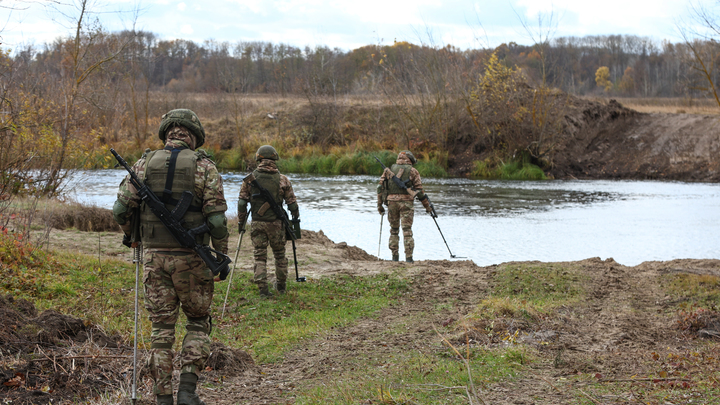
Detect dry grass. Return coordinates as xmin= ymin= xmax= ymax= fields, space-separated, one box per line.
xmin=588 ymin=96 xmax=720 ymax=115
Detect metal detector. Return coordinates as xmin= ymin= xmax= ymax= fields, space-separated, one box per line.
xmin=427 ymin=197 xmax=465 ymax=259
xmin=131 ymin=245 xmax=141 ymax=404
xmin=377 ymin=212 xmax=384 ymax=257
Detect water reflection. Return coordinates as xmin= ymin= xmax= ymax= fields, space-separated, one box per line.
xmin=64 ymin=170 xmax=720 ymax=267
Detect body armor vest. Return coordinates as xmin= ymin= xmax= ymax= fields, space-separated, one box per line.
xmin=140 ymin=148 xmax=208 ymax=248
xmin=387 ymin=164 xmax=413 ymax=195
xmin=250 ymin=170 xmax=282 ymax=222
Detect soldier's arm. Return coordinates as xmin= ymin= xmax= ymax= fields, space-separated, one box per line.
xmin=237 ymin=181 xmax=251 ymax=233
xmin=201 ymin=162 xmax=229 ymax=254
xmin=279 ymin=175 xmax=299 ymax=219
xmin=410 ymin=168 xmax=432 ymax=212
xmin=112 ymin=159 xmax=145 ymax=233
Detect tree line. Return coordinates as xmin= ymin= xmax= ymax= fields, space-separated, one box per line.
xmin=9 ymin=31 xmax=718 ymax=99
xmin=3 ymin=21 xmax=720 ymax=200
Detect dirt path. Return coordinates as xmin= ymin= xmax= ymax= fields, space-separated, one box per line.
xmin=194 ymin=244 xmax=720 ymax=404
xmin=6 ymin=228 xmax=718 ymax=404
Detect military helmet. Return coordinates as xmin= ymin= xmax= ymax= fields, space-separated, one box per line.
xmin=158 ymin=109 xmax=206 ymax=148
xmin=255 ymin=145 xmax=279 ymax=161
xmin=400 ymin=150 xmax=417 ymax=165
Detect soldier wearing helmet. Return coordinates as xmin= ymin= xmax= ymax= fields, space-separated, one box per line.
xmin=377 ymin=150 xmax=432 ymax=262
xmin=238 ymin=145 xmax=299 ymax=297
xmin=113 ymin=109 xmax=228 ymax=405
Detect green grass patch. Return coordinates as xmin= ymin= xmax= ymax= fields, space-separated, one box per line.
xmin=490 ymin=263 xmax=585 ymax=312
xmin=470 ymin=156 xmax=547 ymax=180
xmin=295 ymin=346 xmax=527 ymax=404
xmin=0 ymin=231 xmax=140 ymax=338
xmin=661 ymin=273 xmax=720 ymax=309
xmin=213 ymin=271 xmax=409 ymax=363
xmin=276 ymin=149 xmax=448 ymax=177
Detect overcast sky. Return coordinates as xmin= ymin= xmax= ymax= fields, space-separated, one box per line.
xmin=0 ymin=0 xmax=708 ymax=52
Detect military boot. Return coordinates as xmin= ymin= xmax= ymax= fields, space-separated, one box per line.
xmin=177 ymin=373 xmax=205 ymax=405
xmin=259 ymin=285 xmax=273 ymax=297
xmin=392 ymin=253 xmax=399 ymax=261
xmin=406 ymin=256 xmax=414 ymax=263
xmin=274 ymin=280 xmax=286 ymax=294
xmin=157 ymin=394 xmax=174 ymax=405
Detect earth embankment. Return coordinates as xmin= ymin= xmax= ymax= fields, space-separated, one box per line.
xmin=545 ymin=99 xmax=720 ymax=181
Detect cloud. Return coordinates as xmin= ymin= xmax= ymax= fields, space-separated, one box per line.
xmin=178 ymin=2 xmax=186 ymax=11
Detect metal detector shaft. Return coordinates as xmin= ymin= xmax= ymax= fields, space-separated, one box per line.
xmin=377 ymin=213 xmax=384 ymax=257
xmin=430 ymin=216 xmax=461 ymax=258
xmin=292 ymin=238 xmax=305 ymax=282
xmin=131 ymin=245 xmax=140 ymax=404
xmin=221 ymin=233 xmax=244 ymax=319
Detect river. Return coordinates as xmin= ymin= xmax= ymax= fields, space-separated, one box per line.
xmin=64 ymin=170 xmax=720 ymax=266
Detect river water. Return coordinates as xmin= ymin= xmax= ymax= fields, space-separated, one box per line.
xmin=64 ymin=170 xmax=720 ymax=266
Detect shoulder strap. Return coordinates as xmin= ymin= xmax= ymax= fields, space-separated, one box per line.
xmin=162 ymin=145 xmax=187 ymax=203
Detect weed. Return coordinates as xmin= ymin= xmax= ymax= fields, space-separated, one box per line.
xmin=490 ymin=263 xmax=584 ymax=310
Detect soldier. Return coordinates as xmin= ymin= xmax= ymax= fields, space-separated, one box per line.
xmin=112 ymin=109 xmax=229 ymax=405
xmin=377 ymin=150 xmax=432 ymax=263
xmin=238 ymin=145 xmax=299 ymax=297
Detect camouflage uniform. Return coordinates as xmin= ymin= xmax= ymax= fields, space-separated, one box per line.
xmin=377 ymin=151 xmax=431 ymax=262
xmin=238 ymin=159 xmax=298 ymax=295
xmin=114 ymin=125 xmax=228 ymax=400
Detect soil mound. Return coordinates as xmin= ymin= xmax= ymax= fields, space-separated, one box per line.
xmin=206 ymin=342 xmax=257 ymax=376
xmin=0 ymin=295 xmax=127 ymax=404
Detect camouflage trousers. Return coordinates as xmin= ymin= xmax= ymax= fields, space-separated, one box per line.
xmin=387 ymin=201 xmax=415 ymax=258
xmin=250 ymin=220 xmax=288 ymax=288
xmin=143 ymin=250 xmax=214 ymax=396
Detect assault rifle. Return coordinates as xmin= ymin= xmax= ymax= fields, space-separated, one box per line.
xmin=244 ymin=173 xmax=306 ymax=282
xmin=374 ymin=156 xmax=418 ymax=199
xmin=110 ymin=148 xmax=232 ymax=280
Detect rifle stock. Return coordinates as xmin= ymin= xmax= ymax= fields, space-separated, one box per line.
xmin=111 ymin=148 xmax=232 ymax=280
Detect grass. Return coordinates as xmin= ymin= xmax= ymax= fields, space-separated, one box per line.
xmin=470 ymin=156 xmax=547 ymax=180
xmin=213 ymin=271 xmax=410 ymax=363
xmin=295 ymin=347 xmax=526 ymax=404
xmin=607 ymin=96 xmax=720 ymax=115
xmin=0 ymin=231 xmax=140 ymax=338
xmin=488 ymin=263 xmax=585 ymax=312
xmin=660 ymin=273 xmax=720 ymax=309
xmin=277 ymin=149 xmax=448 ymax=177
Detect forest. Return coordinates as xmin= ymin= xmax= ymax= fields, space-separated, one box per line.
xmin=3 ymin=15 xmax=720 ymax=197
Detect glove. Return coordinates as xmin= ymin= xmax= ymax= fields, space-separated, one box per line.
xmin=291 ymin=209 xmax=299 ymax=221
xmin=421 ymin=197 xmax=432 ymax=214
xmin=377 ymin=194 xmax=385 ymax=215
xmin=122 ymin=233 xmax=132 ymax=248
xmin=377 ymin=205 xmax=385 ymax=215
xmin=238 ymin=213 xmax=247 ymax=233
xmin=218 ymin=264 xmax=230 ymax=281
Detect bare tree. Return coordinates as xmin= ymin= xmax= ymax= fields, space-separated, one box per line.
xmin=677 ymin=1 xmax=720 ymax=107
